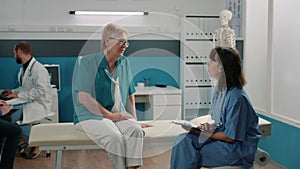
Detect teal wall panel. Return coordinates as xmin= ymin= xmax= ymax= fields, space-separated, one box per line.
xmin=258 ymin=115 xmax=300 ymax=169
xmin=0 ymin=55 xmax=180 ymax=122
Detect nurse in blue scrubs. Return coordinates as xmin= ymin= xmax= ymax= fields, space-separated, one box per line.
xmin=170 ymin=47 xmax=261 ymax=169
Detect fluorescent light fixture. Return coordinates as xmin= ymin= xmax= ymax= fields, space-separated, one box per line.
xmin=69 ymin=10 xmax=148 ymax=16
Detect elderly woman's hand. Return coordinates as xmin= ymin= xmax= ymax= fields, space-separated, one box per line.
xmin=140 ymin=123 xmax=153 ymax=128
xmin=110 ymin=112 xmax=131 ymax=122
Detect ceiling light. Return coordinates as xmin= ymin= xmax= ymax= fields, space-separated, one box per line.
xmin=69 ymin=11 xmax=148 ymax=16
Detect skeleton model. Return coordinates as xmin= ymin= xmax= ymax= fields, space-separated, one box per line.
xmin=213 ymin=10 xmax=236 ymax=48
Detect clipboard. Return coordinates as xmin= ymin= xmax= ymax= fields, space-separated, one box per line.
xmin=171 ymin=121 xmax=204 ymax=134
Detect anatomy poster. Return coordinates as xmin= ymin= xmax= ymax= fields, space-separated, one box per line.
xmin=226 ymin=0 xmax=243 ymax=39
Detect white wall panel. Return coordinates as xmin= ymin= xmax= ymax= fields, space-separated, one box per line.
xmin=0 ymin=0 xmax=225 ymax=39
xmin=271 ymin=0 xmax=300 ymax=125
xmin=244 ymin=0 xmax=268 ymax=114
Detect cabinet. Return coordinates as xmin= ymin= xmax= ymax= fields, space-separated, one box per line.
xmin=135 ymin=86 xmax=181 ymax=120
xmin=181 ymin=15 xmax=220 ymax=120
xmin=40 ymin=88 xmax=59 ymax=123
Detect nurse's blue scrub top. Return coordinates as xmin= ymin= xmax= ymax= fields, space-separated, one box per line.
xmin=208 ymin=86 xmax=261 ymax=168
xmin=73 ymin=52 xmax=135 ymax=124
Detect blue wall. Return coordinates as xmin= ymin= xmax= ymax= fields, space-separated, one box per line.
xmin=129 ymin=56 xmax=180 ymax=87
xmin=0 ymin=55 xmax=180 ymax=122
xmin=0 ymin=57 xmax=77 ymax=122
xmin=0 ymin=39 xmax=181 ymax=122
xmin=258 ymin=115 xmax=300 ymax=169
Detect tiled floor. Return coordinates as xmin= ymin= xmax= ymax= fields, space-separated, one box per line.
xmin=13 ymin=149 xmax=287 ymax=169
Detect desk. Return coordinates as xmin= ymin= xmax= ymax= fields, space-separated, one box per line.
xmin=40 ymin=88 xmax=59 ymax=123
xmin=134 ymin=86 xmax=182 ymax=120
xmin=1 ymin=88 xmax=59 ymax=123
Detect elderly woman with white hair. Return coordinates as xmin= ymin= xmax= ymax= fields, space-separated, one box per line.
xmin=213 ymin=9 xmax=236 ymax=48
xmin=72 ymin=23 xmax=148 ymax=169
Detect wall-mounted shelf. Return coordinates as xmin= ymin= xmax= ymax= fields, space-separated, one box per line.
xmin=180 ymin=15 xmax=220 ymax=120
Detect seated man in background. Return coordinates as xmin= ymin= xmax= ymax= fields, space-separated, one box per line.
xmin=1 ymin=41 xmax=54 ymax=159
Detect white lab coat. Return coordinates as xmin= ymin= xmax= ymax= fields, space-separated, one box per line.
xmin=12 ymin=57 xmax=54 ymax=124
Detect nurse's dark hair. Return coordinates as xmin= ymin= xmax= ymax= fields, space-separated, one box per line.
xmin=14 ymin=41 xmax=32 ymax=55
xmin=209 ymin=46 xmax=245 ymax=90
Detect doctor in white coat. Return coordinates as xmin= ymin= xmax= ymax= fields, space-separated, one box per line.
xmin=1 ymin=41 xmax=54 ymax=159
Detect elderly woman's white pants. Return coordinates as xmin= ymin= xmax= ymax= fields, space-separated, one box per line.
xmin=75 ymin=118 xmax=144 ymax=169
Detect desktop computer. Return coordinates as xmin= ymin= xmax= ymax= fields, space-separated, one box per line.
xmin=44 ymin=64 xmax=60 ymax=122
xmin=44 ymin=64 xmax=60 ymax=91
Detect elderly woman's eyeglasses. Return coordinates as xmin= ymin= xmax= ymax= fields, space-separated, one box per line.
xmin=109 ymin=37 xmax=129 ymax=47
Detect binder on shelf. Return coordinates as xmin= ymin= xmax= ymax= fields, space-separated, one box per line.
xmin=182 ymin=15 xmax=219 ymax=119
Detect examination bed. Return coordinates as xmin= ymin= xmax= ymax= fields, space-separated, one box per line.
xmin=29 ymin=115 xmax=271 ymax=169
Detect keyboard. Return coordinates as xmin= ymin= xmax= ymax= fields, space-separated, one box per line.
xmin=0 ymin=94 xmax=10 ymax=101
xmin=6 ymin=98 xmax=29 ymax=106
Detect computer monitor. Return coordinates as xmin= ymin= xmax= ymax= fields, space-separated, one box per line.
xmin=44 ymin=64 xmax=60 ymax=91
